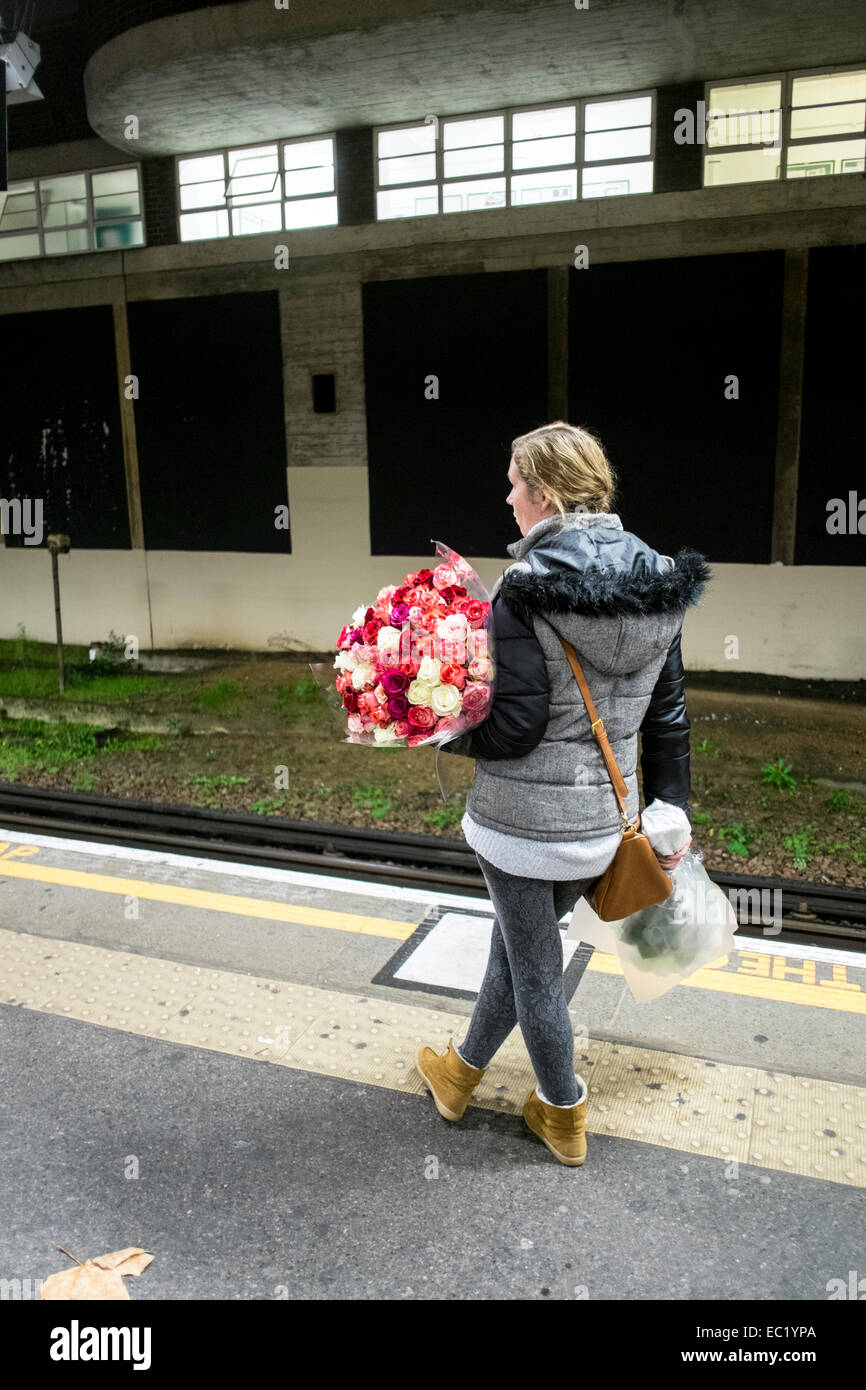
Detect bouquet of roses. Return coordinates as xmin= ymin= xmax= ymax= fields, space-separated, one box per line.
xmin=309 ymin=541 xmax=496 ymax=748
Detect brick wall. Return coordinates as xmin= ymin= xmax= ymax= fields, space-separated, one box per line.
xmin=141 ymin=157 xmax=180 ymax=246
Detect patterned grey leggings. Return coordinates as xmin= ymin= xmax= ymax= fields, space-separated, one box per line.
xmin=457 ymin=851 xmax=596 ymax=1106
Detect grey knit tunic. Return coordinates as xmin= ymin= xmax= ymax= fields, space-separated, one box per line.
xmin=461 ymin=808 xmax=621 ymax=881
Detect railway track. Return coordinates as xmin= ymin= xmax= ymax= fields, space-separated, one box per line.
xmin=0 ymin=782 xmax=864 ymax=953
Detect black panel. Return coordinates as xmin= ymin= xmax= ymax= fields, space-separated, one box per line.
xmin=363 ymin=270 xmax=548 ymax=556
xmin=127 ymin=291 xmax=290 ymax=552
xmin=0 ymin=304 xmax=129 ymax=548
xmin=312 ymin=373 xmax=336 ymax=413
xmin=568 ymin=251 xmax=784 ymax=562
xmin=796 ymin=244 xmax=866 ymax=566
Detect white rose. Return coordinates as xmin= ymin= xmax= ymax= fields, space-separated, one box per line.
xmin=417 ymin=655 xmax=442 ymax=684
xmin=407 ymin=679 xmax=434 ymax=705
xmin=351 ymin=663 xmax=376 ymax=690
xmin=351 ymin=605 xmax=368 ymax=625
xmin=435 ymin=613 xmax=470 ymax=642
xmin=333 ymin=651 xmax=357 ymax=672
xmin=431 ymin=683 xmax=462 ymax=716
xmin=376 ymin=626 xmax=402 ymax=651
xmin=374 ymin=724 xmax=402 ymax=744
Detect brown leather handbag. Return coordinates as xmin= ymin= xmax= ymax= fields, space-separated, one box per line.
xmin=554 ymin=631 xmax=674 ymax=921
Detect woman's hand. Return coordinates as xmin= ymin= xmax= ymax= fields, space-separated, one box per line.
xmin=654 ymin=834 xmax=692 ymax=871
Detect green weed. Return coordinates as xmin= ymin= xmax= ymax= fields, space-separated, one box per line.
xmin=352 ymin=784 xmax=394 ymax=820
xmin=423 ymin=802 xmax=465 ymax=830
xmin=782 ymin=825 xmax=819 ymax=870
xmin=761 ymin=757 xmax=797 ymax=791
xmin=717 ymin=821 xmax=751 ymax=857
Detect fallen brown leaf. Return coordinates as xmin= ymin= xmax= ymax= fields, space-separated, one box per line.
xmin=41 ymin=1245 xmax=154 ymax=1300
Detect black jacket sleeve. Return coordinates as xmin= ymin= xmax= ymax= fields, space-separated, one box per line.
xmin=439 ymin=591 xmax=550 ymax=761
xmin=639 ymin=626 xmax=691 ymax=815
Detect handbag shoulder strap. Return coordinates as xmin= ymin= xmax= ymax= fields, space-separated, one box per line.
xmin=553 ymin=629 xmax=633 ymax=831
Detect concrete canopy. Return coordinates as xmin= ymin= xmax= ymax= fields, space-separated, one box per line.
xmin=82 ymin=0 xmax=863 ymax=157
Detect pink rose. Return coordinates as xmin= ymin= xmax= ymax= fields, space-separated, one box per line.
xmin=347 ymin=713 xmax=364 ymax=733
xmin=387 ymin=693 xmax=410 ymax=719
xmin=432 ymin=563 xmax=460 ymax=590
xmin=461 ymin=682 xmax=490 ymax=717
xmin=408 ymin=731 xmax=430 ymax=747
xmin=394 ymin=720 xmax=411 ymax=737
xmin=438 ymin=639 xmax=467 ymax=666
xmin=468 ymin=657 xmax=492 ymax=680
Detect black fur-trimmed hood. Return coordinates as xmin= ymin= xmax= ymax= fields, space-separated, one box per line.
xmin=495 ymin=512 xmax=712 ymax=623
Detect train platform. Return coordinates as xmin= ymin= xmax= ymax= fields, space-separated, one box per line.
xmin=1 ymin=826 xmax=864 ymax=1303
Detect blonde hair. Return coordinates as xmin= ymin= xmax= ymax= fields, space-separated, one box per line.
xmin=511 ymin=420 xmax=617 ymax=514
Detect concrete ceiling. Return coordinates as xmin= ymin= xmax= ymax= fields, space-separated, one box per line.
xmin=83 ymin=0 xmax=865 ymax=156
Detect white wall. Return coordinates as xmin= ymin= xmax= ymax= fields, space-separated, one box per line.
xmin=2 ymin=466 xmax=864 ymax=677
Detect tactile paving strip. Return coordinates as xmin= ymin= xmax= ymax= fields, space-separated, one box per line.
xmin=1 ymin=928 xmax=863 ymax=1187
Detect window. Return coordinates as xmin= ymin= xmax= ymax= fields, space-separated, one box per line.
xmin=0 ymin=165 xmax=144 ymax=261
xmin=177 ymin=135 xmax=337 ymax=241
xmin=375 ymin=91 xmax=654 ymax=219
xmin=704 ymin=66 xmax=865 ymax=186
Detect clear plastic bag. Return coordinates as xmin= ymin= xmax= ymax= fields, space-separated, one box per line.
xmin=567 ymin=844 xmax=738 ymax=1002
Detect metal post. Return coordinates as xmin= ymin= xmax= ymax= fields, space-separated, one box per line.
xmin=47 ymin=532 xmax=70 ymax=694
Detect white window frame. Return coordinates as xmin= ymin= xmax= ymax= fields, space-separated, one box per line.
xmin=702 ymin=63 xmax=866 ymax=184
xmin=373 ymin=88 xmax=656 ymax=219
xmin=175 ymin=133 xmax=337 ymax=241
xmin=0 ymin=163 xmax=145 ymax=259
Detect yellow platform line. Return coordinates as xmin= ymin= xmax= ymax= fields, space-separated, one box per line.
xmin=0 ymin=858 xmax=411 ymax=940
xmin=585 ymin=950 xmax=866 ymax=1014
xmin=0 ymin=927 xmax=863 ymax=1189
xmin=1 ymin=853 xmax=864 ymax=1013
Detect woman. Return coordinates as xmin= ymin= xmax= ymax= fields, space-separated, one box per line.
xmin=415 ymin=421 xmax=712 ymax=1166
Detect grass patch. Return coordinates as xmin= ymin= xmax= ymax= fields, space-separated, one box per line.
xmin=197 ymin=681 xmax=242 ymax=717
xmin=0 ymin=666 xmax=182 ymax=701
xmin=275 ymin=675 xmax=325 ymax=721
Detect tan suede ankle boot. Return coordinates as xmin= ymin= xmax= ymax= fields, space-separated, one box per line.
xmin=416 ymin=1038 xmax=486 ymax=1121
xmin=523 ymin=1080 xmax=588 ymax=1166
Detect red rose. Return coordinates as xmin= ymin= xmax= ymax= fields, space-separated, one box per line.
xmin=439 ymin=663 xmax=467 ymax=690
xmin=407 ymin=705 xmax=436 ymax=729
xmin=342 ymin=689 xmax=359 ymax=713
xmin=363 ymin=617 xmax=384 ymax=643
xmin=465 ymin=600 xmax=486 ymax=625
xmin=415 ymin=568 xmax=434 ymax=583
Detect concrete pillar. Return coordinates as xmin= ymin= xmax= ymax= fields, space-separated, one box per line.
xmin=112 ymin=300 xmax=145 ymax=551
xmin=771 ymin=248 xmax=808 ymax=564
xmin=654 ymin=82 xmax=704 ymax=194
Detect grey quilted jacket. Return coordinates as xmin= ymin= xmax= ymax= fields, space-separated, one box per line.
xmin=439 ymin=510 xmax=712 ymax=841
